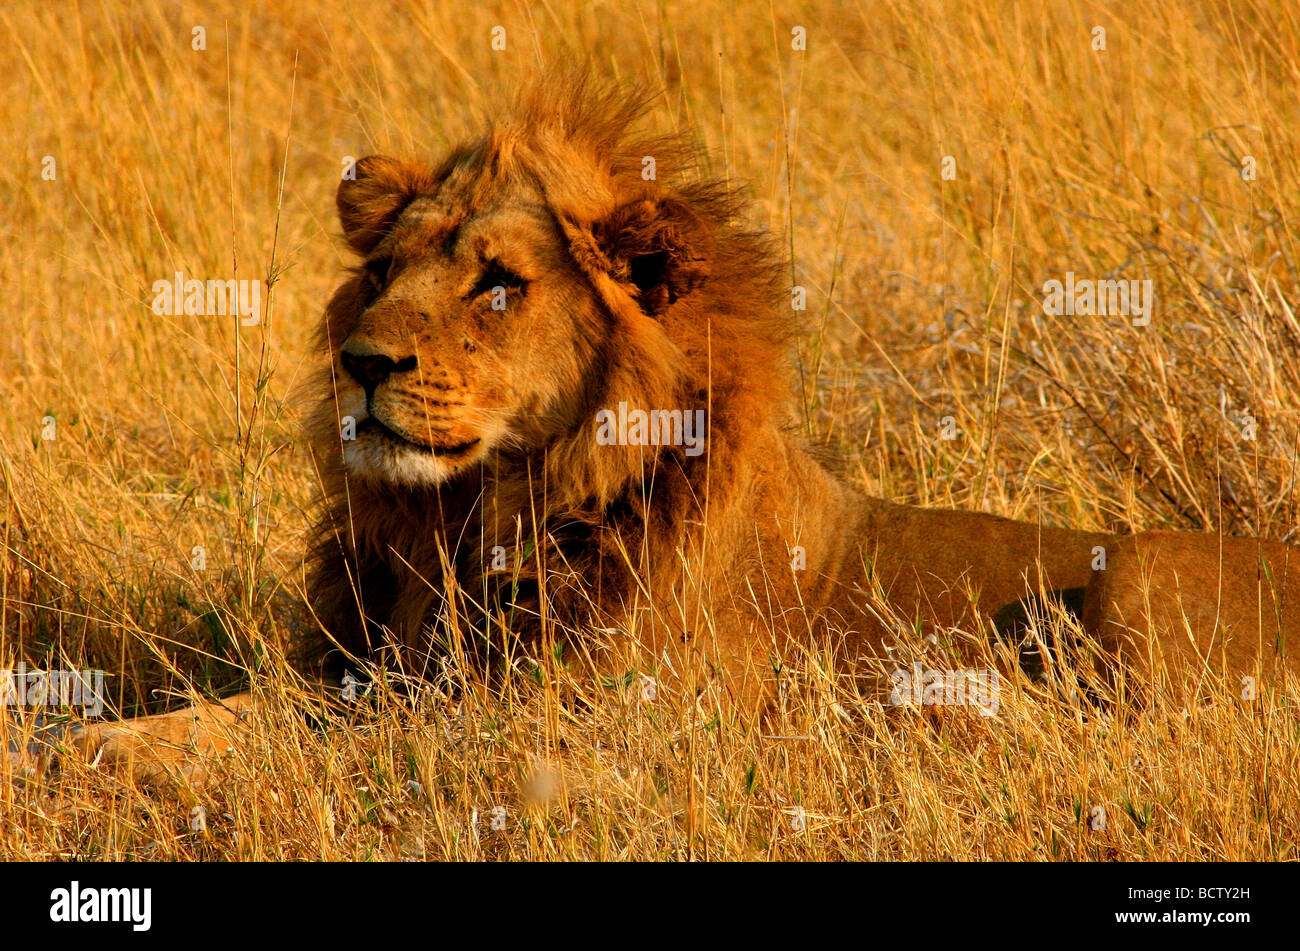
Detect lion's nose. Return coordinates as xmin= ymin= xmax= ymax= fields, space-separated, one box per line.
xmin=340 ymin=347 xmax=417 ymax=390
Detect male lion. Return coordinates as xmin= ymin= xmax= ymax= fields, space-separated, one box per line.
xmin=71 ymin=75 xmax=1298 ymax=778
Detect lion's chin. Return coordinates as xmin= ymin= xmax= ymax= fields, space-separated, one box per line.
xmin=343 ymin=422 xmax=486 ymax=486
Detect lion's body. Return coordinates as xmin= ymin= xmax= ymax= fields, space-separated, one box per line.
xmin=75 ymin=74 xmax=1297 ymax=778
xmin=1085 ymin=533 xmax=1300 ymax=684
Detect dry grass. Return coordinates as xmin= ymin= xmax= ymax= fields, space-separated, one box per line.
xmin=2 ymin=0 xmax=1298 ymax=859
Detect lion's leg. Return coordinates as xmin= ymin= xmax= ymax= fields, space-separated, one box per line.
xmin=69 ymin=691 xmax=256 ymax=785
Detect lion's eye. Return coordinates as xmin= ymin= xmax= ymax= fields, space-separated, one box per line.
xmin=365 ymin=256 xmax=393 ymax=289
xmin=469 ymin=261 xmax=527 ymax=300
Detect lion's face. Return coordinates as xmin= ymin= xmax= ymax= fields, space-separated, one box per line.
xmin=323 ymin=123 xmax=725 ymax=499
xmin=329 ymin=163 xmax=599 ymax=486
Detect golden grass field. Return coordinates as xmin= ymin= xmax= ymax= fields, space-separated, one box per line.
xmin=2 ymin=0 xmax=1298 ymax=860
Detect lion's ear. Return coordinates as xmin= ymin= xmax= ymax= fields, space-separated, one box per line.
xmin=591 ymin=196 xmax=713 ymax=314
xmin=337 ymin=155 xmax=440 ymax=254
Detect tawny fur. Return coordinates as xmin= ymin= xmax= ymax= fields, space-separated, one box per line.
xmin=306 ymin=72 xmax=1298 ymax=706
xmin=72 ymin=73 xmax=1298 ymax=780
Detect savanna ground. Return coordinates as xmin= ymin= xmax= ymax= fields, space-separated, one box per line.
xmin=1 ymin=0 xmax=1298 ymax=860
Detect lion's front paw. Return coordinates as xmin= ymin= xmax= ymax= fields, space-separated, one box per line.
xmin=68 ymin=692 xmax=256 ymax=786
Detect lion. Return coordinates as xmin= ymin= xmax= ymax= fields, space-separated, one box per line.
xmin=66 ymin=73 xmax=1298 ymax=780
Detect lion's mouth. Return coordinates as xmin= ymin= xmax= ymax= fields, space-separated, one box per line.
xmin=359 ymin=416 xmax=481 ymax=457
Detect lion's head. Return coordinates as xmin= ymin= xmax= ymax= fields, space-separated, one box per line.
xmin=305 ymin=74 xmax=805 ymax=672
xmin=328 ymin=154 xmax=591 ymax=486
xmin=316 ymin=74 xmax=793 ymax=509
